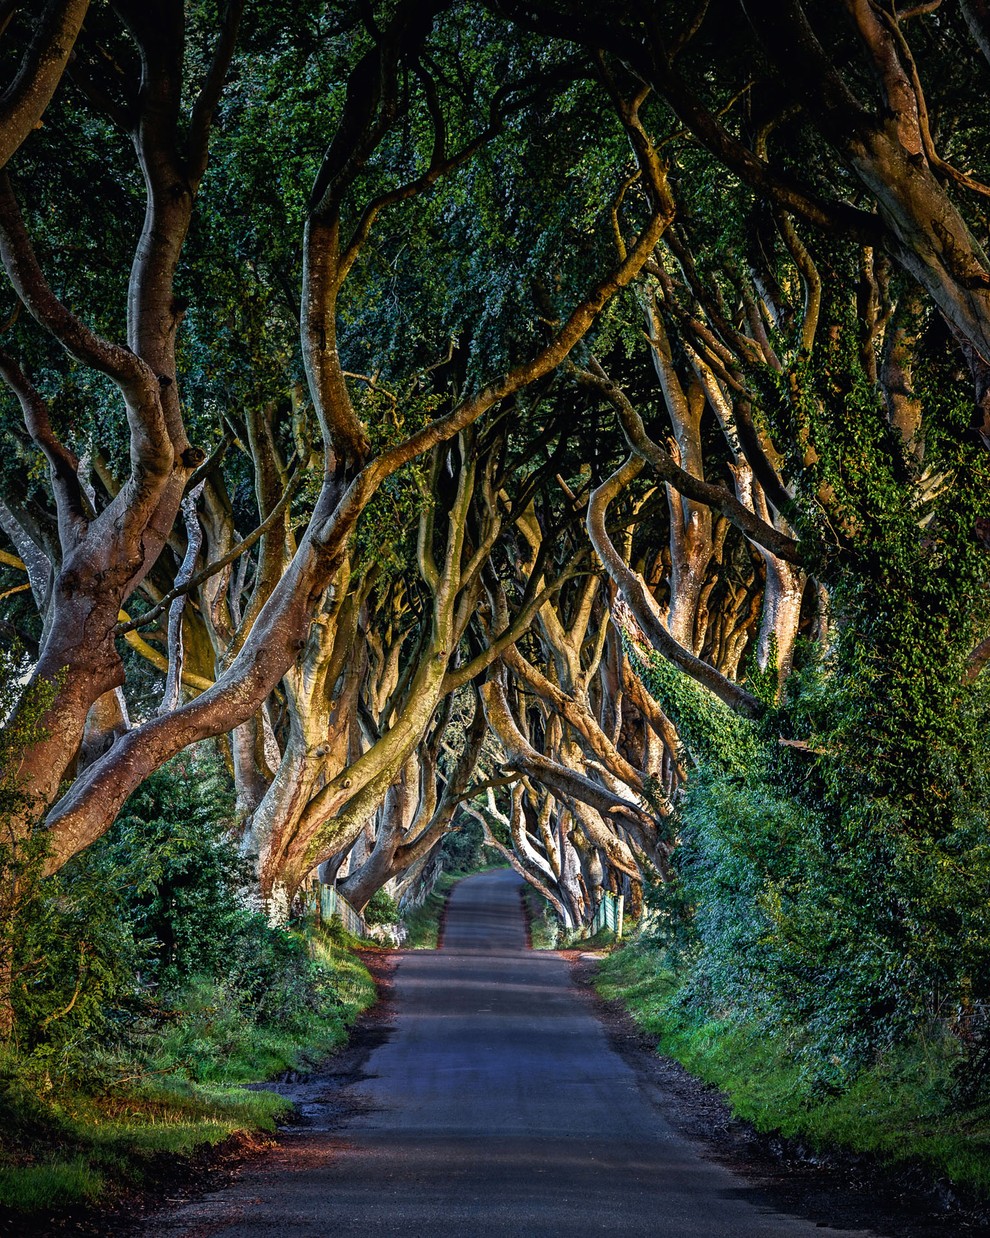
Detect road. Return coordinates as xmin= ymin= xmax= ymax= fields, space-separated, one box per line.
xmin=145 ymin=869 xmax=875 ymax=1237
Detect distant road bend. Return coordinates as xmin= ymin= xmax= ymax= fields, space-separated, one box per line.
xmin=147 ymin=869 xmax=874 ymax=1237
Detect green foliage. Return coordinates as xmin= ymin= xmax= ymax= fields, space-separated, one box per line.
xmin=7 ymin=2 xmax=990 ymax=1212
xmin=599 ymin=939 xmax=990 ymax=1194
xmin=433 ymin=814 xmax=504 ymax=875
xmin=12 ymin=848 xmax=142 ymax=1067
xmin=0 ymin=1050 xmax=294 ymax=1215
xmin=628 ymin=639 xmax=759 ymax=776
xmin=617 ymin=285 xmax=990 ymax=1087
xmin=0 ymin=748 xmax=376 ymax=1215
xmin=8 ymin=750 xmax=349 ymax=1078
xmin=640 ymin=639 xmax=990 ymax=1080
xmin=0 ymin=652 xmax=64 ymax=1049
xmin=363 ymin=888 xmax=400 ymax=927
xmin=108 ymin=752 xmax=240 ymax=986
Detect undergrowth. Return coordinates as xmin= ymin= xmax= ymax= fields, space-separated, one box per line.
xmin=522 ymin=886 xmax=559 ymax=949
xmin=0 ymin=748 xmax=378 ymax=1219
xmin=0 ymin=924 xmax=375 ymax=1217
xmin=598 ymin=938 xmax=990 ymax=1194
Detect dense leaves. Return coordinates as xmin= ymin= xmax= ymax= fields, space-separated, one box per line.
xmin=8 ymin=0 xmax=990 ymax=1152
xmin=10 ymin=750 xmax=349 ymax=1084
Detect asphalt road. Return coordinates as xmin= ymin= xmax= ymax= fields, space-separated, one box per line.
xmin=145 ymin=869 xmax=875 ymax=1237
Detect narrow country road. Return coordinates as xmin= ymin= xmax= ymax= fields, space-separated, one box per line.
xmin=145 ymin=870 xmax=876 ymax=1237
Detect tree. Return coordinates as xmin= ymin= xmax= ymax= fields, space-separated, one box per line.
xmin=0 ymin=1 xmax=673 ymax=906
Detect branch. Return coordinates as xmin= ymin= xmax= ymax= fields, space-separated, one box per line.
xmin=480 ymin=674 xmax=657 ymax=838
xmin=442 ymin=549 xmax=584 ymax=692
xmin=776 ymin=210 xmax=821 ymax=356
xmin=187 ymin=0 xmax=244 ymax=185
xmin=115 ymin=468 xmax=303 ymax=636
xmin=962 ymin=0 xmax=990 ymax=69
xmin=463 ymin=799 xmax=572 ymax=924
xmin=843 ymin=0 xmax=924 ymax=159
xmin=577 ymin=362 xmax=802 ymax=564
xmin=458 ymin=774 xmax=519 ymax=801
xmin=0 ymin=498 xmax=52 ymax=609
xmin=587 ymin=455 xmax=763 ymax=718
xmin=0 ymin=174 xmax=169 ymax=478
xmin=117 ymin=608 xmax=214 ymax=692
xmin=39 ymin=102 xmax=673 ymax=871
xmin=186 ymin=432 xmax=232 ymax=492
xmin=964 ymin=632 xmax=990 ymax=683
xmin=157 ymin=482 xmax=204 ymax=715
xmin=0 ymin=350 xmax=87 ymax=546
xmin=880 ymin=5 xmax=990 ymax=202
xmin=0 ymin=0 xmax=89 ymax=169
xmin=497 ymin=0 xmax=878 ymax=239
xmin=501 ymin=639 xmax=654 ymax=800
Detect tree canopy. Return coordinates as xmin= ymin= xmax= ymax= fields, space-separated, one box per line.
xmin=3 ymin=0 xmax=990 ymax=1084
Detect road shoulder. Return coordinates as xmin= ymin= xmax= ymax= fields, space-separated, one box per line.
xmin=568 ymin=951 xmax=985 ymax=1238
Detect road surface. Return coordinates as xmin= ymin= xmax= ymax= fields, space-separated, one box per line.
xmin=145 ymin=869 xmax=874 ymax=1237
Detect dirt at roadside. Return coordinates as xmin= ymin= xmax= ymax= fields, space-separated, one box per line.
xmin=567 ymin=950 xmax=990 ymax=1238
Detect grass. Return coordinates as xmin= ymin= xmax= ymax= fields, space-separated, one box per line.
xmin=573 ymin=924 xmax=619 ymax=950
xmin=520 ymin=886 xmax=560 ymax=949
xmin=145 ymin=925 xmax=377 ymax=1085
xmin=0 ymin=927 xmax=376 ymax=1217
xmin=521 ymin=886 xmax=626 ymax=951
xmin=0 ymin=1159 xmax=105 ymax=1211
xmin=0 ymin=1057 xmax=293 ymax=1215
xmin=598 ymin=937 xmax=990 ymax=1195
xmin=402 ymin=870 xmax=466 ymax=948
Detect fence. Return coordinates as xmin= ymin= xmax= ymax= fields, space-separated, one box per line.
xmin=302 ymin=879 xmax=369 ymax=939
xmin=590 ymin=891 xmax=624 ymax=939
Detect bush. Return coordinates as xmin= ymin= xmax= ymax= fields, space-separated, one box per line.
xmin=635 ymin=626 xmax=990 ymax=1085
xmin=5 ymin=748 xmax=356 ymax=1084
xmin=363 ymin=888 xmax=400 ymax=926
xmin=0 ymin=747 xmax=378 ymax=1215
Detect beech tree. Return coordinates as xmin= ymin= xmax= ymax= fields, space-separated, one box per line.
xmin=5 ymin=0 xmax=990 ymax=1099
xmin=3 ymin=0 xmax=987 ymax=941
xmin=0 ymin=0 xmax=674 ymax=925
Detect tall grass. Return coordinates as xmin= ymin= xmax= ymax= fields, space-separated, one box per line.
xmin=598 ymin=939 xmax=990 ymax=1194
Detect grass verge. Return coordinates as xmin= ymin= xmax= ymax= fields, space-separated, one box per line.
xmin=597 ymin=938 xmax=990 ymax=1195
xmin=520 ymin=886 xmax=560 ymax=949
xmin=402 ymin=871 xmax=467 ymax=948
xmin=0 ymin=926 xmax=376 ymax=1218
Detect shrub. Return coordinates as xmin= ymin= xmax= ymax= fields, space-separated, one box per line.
xmin=363 ymin=888 xmax=400 ymax=926
xmin=6 ymin=747 xmax=350 ymax=1084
